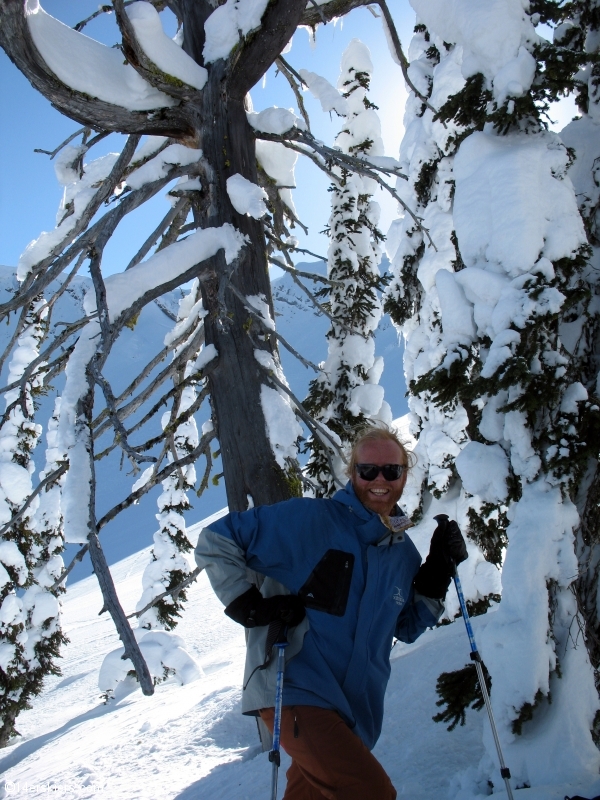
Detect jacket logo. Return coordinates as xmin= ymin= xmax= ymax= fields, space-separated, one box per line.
xmin=393 ymin=587 xmax=404 ymax=606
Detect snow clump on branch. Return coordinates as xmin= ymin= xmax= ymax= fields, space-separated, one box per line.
xmin=26 ymin=1 xmax=175 ymax=111
xmin=203 ymin=0 xmax=270 ymax=64
xmin=227 ymin=174 xmax=268 ymax=219
xmin=126 ymin=2 xmax=208 ymax=90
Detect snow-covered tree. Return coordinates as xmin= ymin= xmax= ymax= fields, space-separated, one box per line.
xmin=304 ymin=39 xmax=390 ymax=495
xmin=0 ymin=298 xmax=66 ymax=747
xmin=387 ymin=0 xmax=600 ymax=790
xmin=385 ymin=23 xmax=502 ymax=614
xmin=557 ymin=0 xmax=600 ymax=748
xmin=135 ymin=281 xmax=208 ymax=631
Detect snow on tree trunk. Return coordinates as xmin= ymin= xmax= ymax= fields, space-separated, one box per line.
xmin=304 ymin=39 xmax=389 ymax=495
xmin=0 ymin=298 xmax=48 ymax=747
xmin=386 ymin=0 xmax=600 ymax=788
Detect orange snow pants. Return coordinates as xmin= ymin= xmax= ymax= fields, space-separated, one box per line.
xmin=259 ymin=705 xmax=397 ymax=800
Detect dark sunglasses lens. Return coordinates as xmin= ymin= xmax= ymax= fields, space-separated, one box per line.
xmin=382 ymin=465 xmax=404 ymax=480
xmin=356 ymin=464 xmax=379 ymax=481
xmin=356 ymin=464 xmax=405 ymax=481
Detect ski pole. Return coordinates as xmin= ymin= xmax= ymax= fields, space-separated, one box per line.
xmin=269 ymin=627 xmax=288 ymax=800
xmin=453 ymin=567 xmax=515 ymax=800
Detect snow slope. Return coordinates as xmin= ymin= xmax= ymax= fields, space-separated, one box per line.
xmin=1 ymin=504 xmax=599 ymax=799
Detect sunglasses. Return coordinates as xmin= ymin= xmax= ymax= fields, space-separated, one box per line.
xmin=355 ymin=463 xmax=407 ymax=482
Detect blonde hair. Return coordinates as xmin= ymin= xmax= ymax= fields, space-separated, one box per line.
xmin=346 ymin=423 xmax=415 ymax=479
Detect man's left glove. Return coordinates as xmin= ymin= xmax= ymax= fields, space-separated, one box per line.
xmin=413 ymin=515 xmax=468 ymax=599
xmin=224 ymin=585 xmax=306 ymax=628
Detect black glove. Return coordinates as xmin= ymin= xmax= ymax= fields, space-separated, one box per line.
xmin=224 ymin=585 xmax=306 ymax=628
xmin=413 ymin=515 xmax=468 ymax=599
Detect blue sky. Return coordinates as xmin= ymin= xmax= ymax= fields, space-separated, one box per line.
xmin=0 ymin=1 xmax=417 ymax=275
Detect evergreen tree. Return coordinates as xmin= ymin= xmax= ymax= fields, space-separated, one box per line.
xmin=384 ymin=23 xmax=502 ymax=612
xmin=305 ymin=40 xmax=389 ymax=495
xmin=135 ymin=280 xmax=207 ymax=631
xmin=0 ymin=298 xmax=53 ymax=747
xmin=19 ymin=400 xmax=68 ymax=742
xmin=387 ymin=0 xmax=600 ymax=787
xmin=557 ymin=0 xmax=600 ymax=743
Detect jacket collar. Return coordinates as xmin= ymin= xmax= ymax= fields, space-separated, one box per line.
xmin=331 ymin=482 xmax=409 ymax=534
xmin=331 ymin=481 xmax=380 ymax=521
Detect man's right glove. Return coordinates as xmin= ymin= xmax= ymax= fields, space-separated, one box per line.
xmin=413 ymin=515 xmax=468 ymax=599
xmin=224 ymin=585 xmax=306 ymax=628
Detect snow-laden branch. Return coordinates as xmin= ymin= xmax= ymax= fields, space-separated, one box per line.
xmin=255 ymin=125 xmax=436 ymax=250
xmin=0 ymin=0 xmax=193 ymax=139
xmin=228 ymin=283 xmax=319 ymax=372
xmin=113 ymin=0 xmax=207 ymax=99
xmin=0 ymin=158 xmax=208 ymax=323
xmin=19 ymin=134 xmax=141 ymax=284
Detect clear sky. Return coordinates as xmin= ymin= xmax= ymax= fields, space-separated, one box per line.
xmin=0 ymin=1 xmax=417 ymax=275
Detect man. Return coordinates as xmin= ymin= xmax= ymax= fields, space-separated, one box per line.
xmin=195 ymin=426 xmax=467 ymax=799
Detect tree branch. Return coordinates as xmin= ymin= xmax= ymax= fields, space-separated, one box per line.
xmin=300 ymin=0 xmax=372 ymax=27
xmin=113 ymin=0 xmax=202 ymax=101
xmin=275 ymin=57 xmax=311 ymax=131
xmin=0 ymin=0 xmax=194 ymax=139
xmin=96 ymin=430 xmax=215 ymax=531
xmin=376 ymin=0 xmax=438 ymax=115
xmin=0 ymin=159 xmax=198 ymax=322
xmin=229 ymin=0 xmax=307 ymax=100
xmin=127 ymin=567 xmax=202 ymax=619
xmin=258 ymin=129 xmax=437 ymax=250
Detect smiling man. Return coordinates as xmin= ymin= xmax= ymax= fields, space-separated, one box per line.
xmin=195 ymin=425 xmax=467 ymax=799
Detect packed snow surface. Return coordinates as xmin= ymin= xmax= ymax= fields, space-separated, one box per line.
xmin=26 ymin=1 xmax=175 ymax=110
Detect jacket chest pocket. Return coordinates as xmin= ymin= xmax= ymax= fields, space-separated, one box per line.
xmin=298 ymin=549 xmax=355 ymax=617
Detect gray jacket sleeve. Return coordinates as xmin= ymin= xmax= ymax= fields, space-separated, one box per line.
xmin=414 ymin=591 xmax=445 ymax=619
xmin=194 ymin=526 xmax=255 ymax=607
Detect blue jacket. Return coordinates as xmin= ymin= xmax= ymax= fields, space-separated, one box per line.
xmin=194 ymin=482 xmax=441 ymax=750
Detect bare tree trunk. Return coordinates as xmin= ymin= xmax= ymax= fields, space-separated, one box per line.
xmin=182 ymin=19 xmax=298 ymax=511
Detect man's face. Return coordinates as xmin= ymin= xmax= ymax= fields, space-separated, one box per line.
xmin=351 ymin=439 xmax=408 ymax=517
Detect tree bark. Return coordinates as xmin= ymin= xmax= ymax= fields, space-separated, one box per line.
xmin=194 ymin=66 xmax=295 ymax=511
xmin=170 ymin=0 xmax=307 ymax=511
